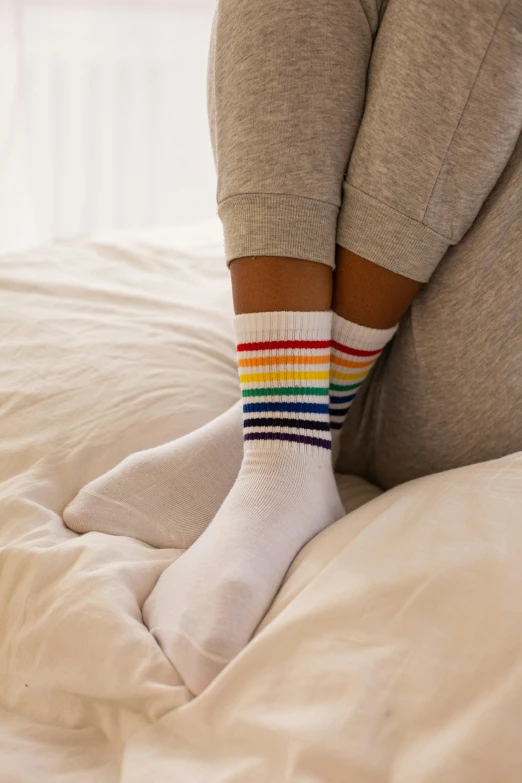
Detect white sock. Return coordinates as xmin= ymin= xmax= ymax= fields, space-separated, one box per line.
xmin=143 ymin=311 xmax=345 ymax=694
xmin=63 ymin=316 xmax=397 ymax=549
xmin=330 ymin=314 xmax=398 ymax=465
xmin=63 ymin=402 xmax=244 ymax=549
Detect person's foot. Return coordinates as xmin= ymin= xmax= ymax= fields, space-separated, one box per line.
xmin=143 ymin=309 xmax=345 ymax=694
xmin=63 ymin=402 xmax=244 ymax=549
xmin=143 ymin=445 xmax=345 ymax=694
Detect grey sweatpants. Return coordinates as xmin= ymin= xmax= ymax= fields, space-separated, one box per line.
xmin=208 ymin=0 xmax=522 ymax=489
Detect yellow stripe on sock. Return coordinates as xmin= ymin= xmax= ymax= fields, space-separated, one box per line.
xmin=238 ymin=354 xmax=330 ymax=368
xmin=240 ymin=370 xmax=329 ymax=383
xmin=330 ymin=368 xmax=370 ymax=382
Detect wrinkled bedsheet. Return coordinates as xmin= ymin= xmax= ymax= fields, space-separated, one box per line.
xmin=1 ymin=221 xmax=521 ymax=782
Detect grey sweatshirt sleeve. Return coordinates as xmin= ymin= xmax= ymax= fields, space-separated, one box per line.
xmin=208 ymin=0 xmax=522 ymax=281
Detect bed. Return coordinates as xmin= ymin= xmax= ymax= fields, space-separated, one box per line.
xmin=1 ymin=219 xmax=521 ymax=782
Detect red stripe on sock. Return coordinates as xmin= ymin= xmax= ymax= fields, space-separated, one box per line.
xmin=237 ymin=339 xmax=331 ymax=352
xmin=331 ymin=340 xmax=382 ymax=358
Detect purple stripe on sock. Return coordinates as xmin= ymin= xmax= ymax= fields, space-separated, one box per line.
xmin=244 ymin=432 xmax=331 ymax=450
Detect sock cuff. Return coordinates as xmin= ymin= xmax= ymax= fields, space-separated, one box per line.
xmin=234 ymin=311 xmax=332 ymax=345
xmin=332 ymin=313 xmax=398 ymax=352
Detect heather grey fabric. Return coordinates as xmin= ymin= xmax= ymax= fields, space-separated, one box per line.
xmin=208 ymin=0 xmax=522 ymax=487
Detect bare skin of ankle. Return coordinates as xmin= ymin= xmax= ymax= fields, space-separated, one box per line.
xmin=230 ymin=247 xmax=422 ymax=326
xmin=332 ymin=246 xmax=422 ymax=328
xmin=230 ymin=255 xmax=332 ymax=314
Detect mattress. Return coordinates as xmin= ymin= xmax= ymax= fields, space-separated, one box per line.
xmin=1 ymin=220 xmax=521 ymax=782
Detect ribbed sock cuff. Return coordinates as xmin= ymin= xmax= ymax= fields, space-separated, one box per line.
xmin=235 ymin=311 xmax=333 ymax=454
xmin=234 ymin=310 xmax=332 ymax=344
xmin=329 ymin=314 xmax=397 ymax=435
xmin=332 ymin=313 xmax=398 ymax=351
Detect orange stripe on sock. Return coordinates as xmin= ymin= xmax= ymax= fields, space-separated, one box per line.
xmin=330 ymin=355 xmax=375 ymax=370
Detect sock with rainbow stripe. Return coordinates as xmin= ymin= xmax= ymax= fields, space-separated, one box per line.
xmin=330 ymin=313 xmax=398 ymax=462
xmin=239 ymin=312 xmax=333 ymax=450
xmin=143 ymin=310 xmax=345 ymax=694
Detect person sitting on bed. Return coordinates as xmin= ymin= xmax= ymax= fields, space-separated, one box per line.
xmin=64 ymin=0 xmax=522 ymax=694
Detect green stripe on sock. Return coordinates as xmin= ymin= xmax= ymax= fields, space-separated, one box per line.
xmin=329 ymin=381 xmax=363 ymax=392
xmin=242 ymin=386 xmax=328 ymax=397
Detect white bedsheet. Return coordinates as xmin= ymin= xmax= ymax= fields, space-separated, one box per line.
xmin=1 ymin=221 xmax=521 ymax=782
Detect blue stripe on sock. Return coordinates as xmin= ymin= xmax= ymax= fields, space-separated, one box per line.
xmin=243 ymin=401 xmax=329 ymax=415
xmin=328 ymin=393 xmax=357 ymax=404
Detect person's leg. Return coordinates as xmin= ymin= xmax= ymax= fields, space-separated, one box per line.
xmin=144 ymin=0 xmax=382 ymax=694
xmin=329 ymin=0 xmax=522 ymax=486
xmin=232 ymin=249 xmax=420 ymax=461
xmin=337 ymin=142 xmax=522 ymax=487
xmin=328 ymin=246 xmax=421 ymax=460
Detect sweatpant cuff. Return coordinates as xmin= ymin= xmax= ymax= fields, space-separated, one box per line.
xmin=336 ymin=184 xmax=451 ymax=283
xmin=218 ymin=193 xmax=339 ymax=269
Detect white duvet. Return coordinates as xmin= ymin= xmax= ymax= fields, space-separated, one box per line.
xmin=1 ymin=220 xmax=521 ymax=782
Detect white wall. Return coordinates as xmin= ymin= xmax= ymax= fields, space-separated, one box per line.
xmin=4 ymin=1 xmax=217 ymax=249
